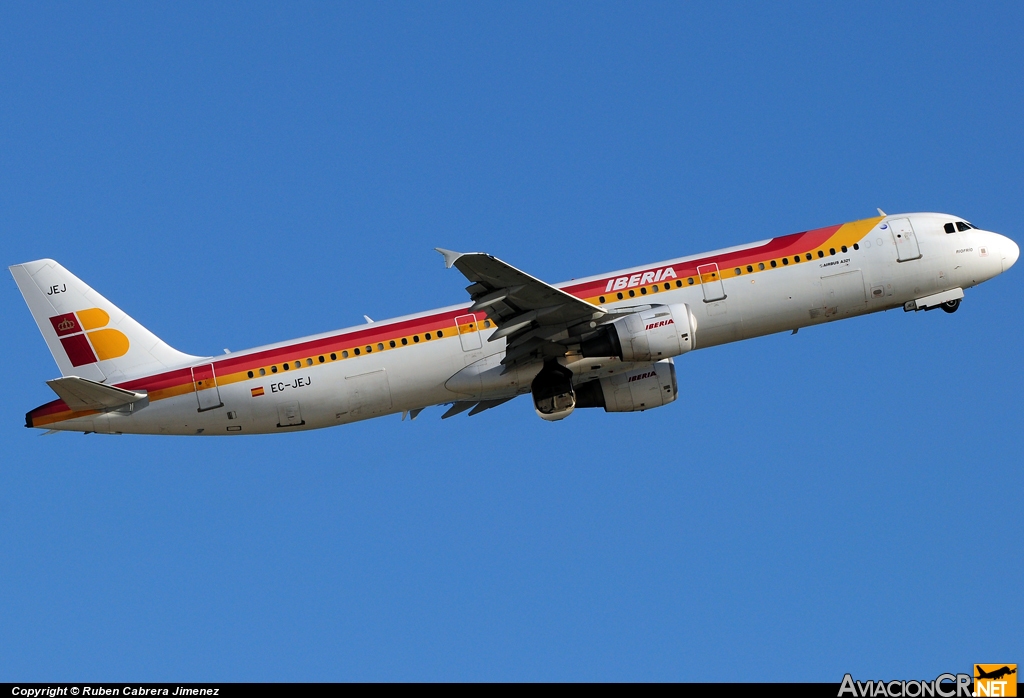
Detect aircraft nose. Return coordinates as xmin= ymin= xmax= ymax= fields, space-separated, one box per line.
xmin=1001 ymin=235 xmax=1019 ymax=272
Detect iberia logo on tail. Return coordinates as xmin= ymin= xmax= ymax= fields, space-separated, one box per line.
xmin=48 ymin=308 xmax=129 ymax=366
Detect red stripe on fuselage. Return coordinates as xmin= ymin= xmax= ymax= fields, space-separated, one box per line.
xmin=562 ymin=225 xmax=840 ymax=297
xmin=29 ymin=398 xmax=71 ymax=419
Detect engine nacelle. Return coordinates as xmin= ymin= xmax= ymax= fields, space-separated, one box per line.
xmin=575 ymin=359 xmax=677 ymax=412
xmin=531 ymin=361 xmax=576 ymax=422
xmin=581 ymin=303 xmax=694 ymax=362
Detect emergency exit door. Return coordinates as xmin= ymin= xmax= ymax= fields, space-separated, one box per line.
xmin=455 ymin=313 xmax=482 ymax=351
xmin=697 ymin=263 xmax=727 ymax=302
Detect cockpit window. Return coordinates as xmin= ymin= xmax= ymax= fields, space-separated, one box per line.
xmin=944 ymin=223 xmax=955 ymax=234
xmin=956 ymin=221 xmax=972 ymax=232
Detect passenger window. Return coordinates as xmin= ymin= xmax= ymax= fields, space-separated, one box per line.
xmin=437 ymin=329 xmax=444 ymax=337
xmin=853 ymin=243 xmax=859 ymax=251
xmin=401 ymin=338 xmax=408 ymax=345
xmin=806 ymin=253 xmax=812 ymax=260
xmin=271 ymin=366 xmax=278 ymax=373
xmin=306 ymin=358 xmax=313 ymax=366
xmin=758 ymin=262 xmax=765 ymax=270
xmin=782 ymin=258 xmax=788 ymax=265
xmin=365 ymin=346 xmax=372 ymax=353
xmin=818 ymin=250 xmax=824 ymax=258
xmin=247 ymin=371 xmax=253 ymax=378
xmin=425 ymin=333 xmax=431 ymax=340
xmin=617 ymin=292 xmax=623 ymax=299
xmin=734 ymin=268 xmax=741 ymax=275
xmin=259 ymin=368 xmax=266 ymax=376
xmin=675 ymin=280 xmax=682 ymax=287
xmin=956 ymin=221 xmax=971 ymax=232
xmin=640 ymin=287 xmax=647 ymax=295
xmin=628 ymin=289 xmax=635 ymax=297
xmin=746 ymin=265 xmax=753 ymax=272
xmin=944 ymin=222 xmax=956 ymax=234
xmin=413 ymin=335 xmax=420 ymax=342
xmin=829 ymin=248 xmax=836 ymax=255
xmin=331 ymin=353 xmax=337 ymax=360
xmin=687 ymin=278 xmax=694 ymax=285
xmin=354 ymin=348 xmax=360 ymax=355
xmin=664 ymin=282 xmax=670 ymax=290
xmin=770 ymin=260 xmax=777 ymax=267
xmin=841 ymin=245 xmax=848 ymax=253
xmin=599 ymin=296 xmax=605 ymax=303
xmin=318 ymin=355 xmax=325 ymax=363
xmin=377 ymin=343 xmax=384 ymax=351
xmin=793 ymin=256 xmax=800 ymax=263
xmin=389 ymin=340 xmax=396 ymax=348
xmin=282 ymin=363 xmax=289 ymax=371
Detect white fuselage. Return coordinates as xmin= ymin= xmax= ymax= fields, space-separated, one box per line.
xmin=27 ymin=213 xmax=1018 ymax=435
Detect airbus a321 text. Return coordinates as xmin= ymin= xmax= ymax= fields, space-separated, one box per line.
xmin=11 ymin=212 xmax=1018 ymax=435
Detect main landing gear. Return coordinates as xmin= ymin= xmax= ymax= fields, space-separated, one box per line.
xmin=940 ymin=298 xmax=961 ymax=314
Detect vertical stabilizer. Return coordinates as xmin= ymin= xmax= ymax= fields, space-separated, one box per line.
xmin=10 ymin=259 xmax=200 ymax=382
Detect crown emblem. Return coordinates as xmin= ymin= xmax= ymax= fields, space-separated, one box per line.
xmin=57 ymin=318 xmax=76 ymax=332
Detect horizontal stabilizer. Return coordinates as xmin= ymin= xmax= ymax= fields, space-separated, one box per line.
xmin=46 ymin=376 xmax=148 ymax=412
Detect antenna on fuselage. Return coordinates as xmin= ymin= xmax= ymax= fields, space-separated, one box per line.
xmin=877 ymin=208 xmax=887 ymax=217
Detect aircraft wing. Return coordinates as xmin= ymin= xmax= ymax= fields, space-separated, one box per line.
xmin=436 ymin=249 xmax=607 ymax=367
xmin=46 ymin=376 xmax=148 ymax=412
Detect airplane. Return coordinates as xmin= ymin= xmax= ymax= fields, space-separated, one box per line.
xmin=10 ymin=211 xmax=1018 ymax=435
xmin=976 ymin=666 xmax=1016 ymax=681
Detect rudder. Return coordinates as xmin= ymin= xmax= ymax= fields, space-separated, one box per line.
xmin=10 ymin=259 xmax=199 ymax=383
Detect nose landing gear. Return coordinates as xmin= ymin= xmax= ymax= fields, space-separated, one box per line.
xmin=940 ymin=298 xmax=961 ymax=314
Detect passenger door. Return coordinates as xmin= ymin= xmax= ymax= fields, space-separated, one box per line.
xmin=191 ymin=363 xmax=223 ymax=412
xmin=888 ymin=218 xmax=922 ymax=262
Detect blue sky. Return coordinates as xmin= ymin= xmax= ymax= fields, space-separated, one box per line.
xmin=1 ymin=1 xmax=1021 ymax=681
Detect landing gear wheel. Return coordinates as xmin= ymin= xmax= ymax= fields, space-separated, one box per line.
xmin=941 ymin=298 xmax=961 ymax=314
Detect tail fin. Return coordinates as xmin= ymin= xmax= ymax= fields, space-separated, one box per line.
xmin=10 ymin=259 xmax=200 ymax=383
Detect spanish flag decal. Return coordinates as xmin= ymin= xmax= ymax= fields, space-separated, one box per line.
xmin=251 ymin=387 xmax=265 ymax=397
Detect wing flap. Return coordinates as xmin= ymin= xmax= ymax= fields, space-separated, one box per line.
xmin=468 ymin=398 xmax=512 ymax=416
xmin=441 ymin=401 xmax=476 ymax=419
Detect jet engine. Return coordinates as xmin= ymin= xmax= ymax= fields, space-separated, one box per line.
xmin=575 ymin=359 xmax=677 ymax=412
xmin=531 ymin=360 xmax=577 ymax=421
xmin=581 ymin=304 xmax=694 ymax=362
